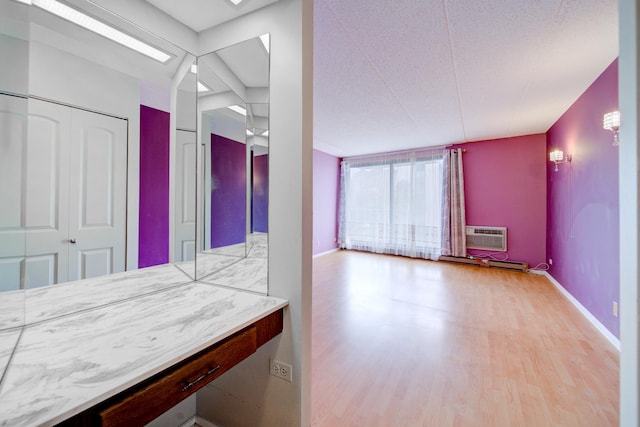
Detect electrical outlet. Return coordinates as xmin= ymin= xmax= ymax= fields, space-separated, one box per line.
xmin=613 ymin=301 xmax=619 ymax=317
xmin=270 ymin=359 xmax=292 ymax=382
xmin=548 ymin=258 xmax=553 ymax=266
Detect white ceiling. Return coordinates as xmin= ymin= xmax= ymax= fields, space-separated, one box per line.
xmin=313 ymin=0 xmax=619 ymax=157
xmin=144 ymin=0 xmax=281 ymax=32
xmin=136 ymin=0 xmax=618 ymax=158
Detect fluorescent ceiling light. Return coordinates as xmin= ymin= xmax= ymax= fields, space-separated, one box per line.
xmin=190 ymin=64 xmax=197 ymax=74
xmin=197 ymin=81 xmax=210 ymax=93
xmin=246 ymin=129 xmax=254 ymax=136
xmin=32 ymin=0 xmax=171 ymax=63
xmin=14 ymin=0 xmax=32 ymax=4
xmin=228 ymin=105 xmax=246 ymax=116
xmin=260 ymin=34 xmax=270 ymax=53
xmin=228 ymin=0 xmax=243 ymax=5
xmin=261 ymin=130 xmax=269 ymax=137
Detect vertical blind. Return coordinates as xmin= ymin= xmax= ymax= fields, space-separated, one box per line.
xmin=338 ymin=147 xmax=445 ymax=260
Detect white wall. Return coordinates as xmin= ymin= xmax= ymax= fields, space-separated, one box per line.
xmin=195 ymin=0 xmax=313 ymax=425
xmin=207 ymin=111 xmax=246 ymax=143
xmin=0 ymin=34 xmax=28 ymax=95
xmin=177 ymin=89 xmax=197 ymax=131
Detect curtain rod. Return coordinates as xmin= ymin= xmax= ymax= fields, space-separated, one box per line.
xmin=343 ymin=145 xmax=466 ymax=162
xmin=343 ymin=145 xmax=447 ymax=162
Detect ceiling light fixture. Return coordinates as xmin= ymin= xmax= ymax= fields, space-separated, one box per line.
xmin=260 ymin=33 xmax=270 ymax=53
xmin=246 ymin=129 xmax=254 ymax=136
xmin=31 ymin=0 xmax=171 ymax=63
xmin=603 ymin=110 xmax=620 ymax=146
xmin=228 ymin=0 xmax=244 ymax=5
xmin=190 ymin=64 xmax=197 ymax=74
xmin=228 ymin=105 xmax=246 ymax=116
xmin=549 ymin=150 xmax=571 ymax=172
xmin=197 ymin=81 xmax=210 ymax=93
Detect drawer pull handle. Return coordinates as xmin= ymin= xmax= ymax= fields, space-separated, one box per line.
xmin=181 ymin=365 xmax=221 ymax=392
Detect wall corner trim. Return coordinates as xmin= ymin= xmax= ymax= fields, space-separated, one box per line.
xmin=533 ymin=271 xmax=621 ymax=351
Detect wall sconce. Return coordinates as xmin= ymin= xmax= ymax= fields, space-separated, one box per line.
xmin=549 ymin=150 xmax=571 ymax=172
xmin=603 ymin=110 xmax=620 ymax=146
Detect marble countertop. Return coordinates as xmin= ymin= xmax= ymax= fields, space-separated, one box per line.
xmin=198 ymin=235 xmax=268 ymax=294
xmin=0 ymin=266 xmax=286 ymax=426
xmin=24 ymin=264 xmax=195 ymax=325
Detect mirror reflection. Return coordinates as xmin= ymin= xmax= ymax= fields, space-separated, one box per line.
xmin=0 ymin=0 xmax=197 ymax=328
xmin=171 ymin=58 xmax=198 ymax=279
xmin=196 ymin=35 xmax=270 ymax=294
xmin=246 ymin=103 xmax=269 ymax=258
xmin=0 ymin=0 xmax=29 ymax=329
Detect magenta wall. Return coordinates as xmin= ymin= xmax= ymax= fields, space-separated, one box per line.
xmin=252 ymin=154 xmax=268 ymax=233
xmin=138 ymin=105 xmax=169 ymax=268
xmin=313 ymin=149 xmax=341 ymax=255
xmin=210 ymin=134 xmax=246 ymax=248
xmin=547 ymin=59 xmax=619 ymax=338
xmin=454 ymin=134 xmax=547 ymax=268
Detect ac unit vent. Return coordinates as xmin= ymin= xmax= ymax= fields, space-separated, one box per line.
xmin=465 ymin=226 xmax=507 ymax=251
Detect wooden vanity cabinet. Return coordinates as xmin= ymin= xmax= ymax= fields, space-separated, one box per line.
xmin=58 ymin=309 xmax=283 ymax=426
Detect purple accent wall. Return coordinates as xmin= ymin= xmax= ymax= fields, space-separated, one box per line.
xmin=313 ymin=149 xmax=341 ymax=255
xmin=138 ymin=105 xmax=169 ymax=268
xmin=210 ymin=134 xmax=246 ymax=248
xmin=453 ymin=134 xmax=548 ymax=268
xmin=547 ymin=59 xmax=619 ymax=338
xmin=252 ymin=154 xmax=269 ymax=233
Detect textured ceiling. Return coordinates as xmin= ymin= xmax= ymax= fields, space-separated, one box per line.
xmin=314 ymin=0 xmax=619 ymax=157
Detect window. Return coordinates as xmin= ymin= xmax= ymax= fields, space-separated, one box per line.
xmin=339 ymin=148 xmax=444 ymax=260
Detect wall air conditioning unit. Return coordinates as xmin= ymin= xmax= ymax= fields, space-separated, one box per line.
xmin=465 ymin=226 xmax=507 ymax=252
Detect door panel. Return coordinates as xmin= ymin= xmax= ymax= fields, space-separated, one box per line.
xmin=26 ymin=115 xmax=60 ymax=229
xmin=78 ymin=247 xmax=112 ymax=280
xmin=0 ymin=258 xmax=23 ymax=292
xmin=175 ymin=130 xmax=196 ymax=262
xmin=68 ymin=108 xmax=126 ymax=281
xmin=181 ymin=241 xmax=195 ymax=262
xmin=25 ymin=99 xmax=70 ymax=287
xmin=24 ymin=254 xmax=57 ymax=288
xmin=0 ymin=94 xmax=27 ymax=291
xmin=80 ymin=126 xmax=115 ymax=227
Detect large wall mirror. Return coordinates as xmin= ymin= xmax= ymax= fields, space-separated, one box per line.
xmin=0 ymin=0 xmax=29 ymax=331
xmin=196 ymin=35 xmax=270 ymax=294
xmin=0 ymin=0 xmax=197 ymax=331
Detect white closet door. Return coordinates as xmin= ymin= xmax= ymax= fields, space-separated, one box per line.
xmin=24 ymin=99 xmax=71 ymax=287
xmin=175 ymin=129 xmax=196 ymax=262
xmin=0 ymin=94 xmax=28 ymax=291
xmin=67 ymin=108 xmax=127 ymax=281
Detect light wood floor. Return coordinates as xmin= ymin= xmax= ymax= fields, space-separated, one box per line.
xmin=311 ymin=250 xmax=619 ymax=426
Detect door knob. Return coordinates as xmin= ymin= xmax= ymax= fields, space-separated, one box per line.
xmin=69 ymin=238 xmax=77 ymax=244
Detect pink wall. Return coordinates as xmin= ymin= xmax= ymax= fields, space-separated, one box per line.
xmin=313 ymin=149 xmax=340 ymax=255
xmin=454 ymin=134 xmax=548 ymax=268
xmin=547 ymin=59 xmax=619 ymax=338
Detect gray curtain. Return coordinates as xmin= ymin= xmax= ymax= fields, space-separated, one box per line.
xmin=441 ymin=148 xmax=466 ymax=257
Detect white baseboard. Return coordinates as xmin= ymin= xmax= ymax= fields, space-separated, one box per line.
xmin=313 ymin=247 xmax=339 ymax=258
xmin=195 ymin=416 xmax=221 ymax=427
xmin=178 ymin=416 xmax=197 ymax=427
xmin=538 ymin=271 xmax=620 ymax=351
